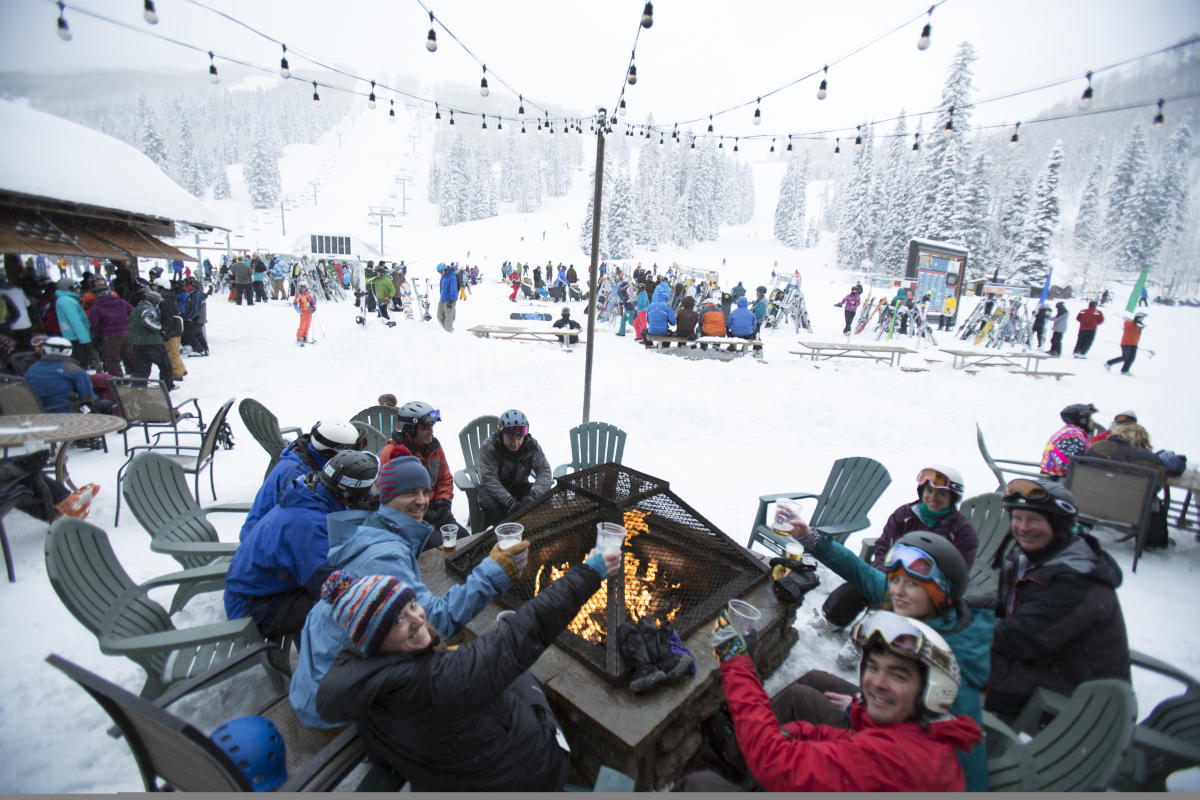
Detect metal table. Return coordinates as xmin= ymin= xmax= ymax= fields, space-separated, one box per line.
xmin=0 ymin=413 xmax=127 ymax=489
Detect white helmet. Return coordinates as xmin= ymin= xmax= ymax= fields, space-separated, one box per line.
xmin=852 ymin=610 xmax=961 ymax=717
xmin=309 ymin=420 xmax=360 ymax=455
xmin=42 ymin=336 xmax=74 ymax=356
xmin=916 ymin=464 xmax=964 ymax=504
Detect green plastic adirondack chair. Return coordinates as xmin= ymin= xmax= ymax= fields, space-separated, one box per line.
xmin=352 ymin=404 xmax=401 ymax=437
xmin=47 ymin=650 xmax=363 ymax=791
xmin=984 ymin=679 xmax=1138 ymax=791
xmin=351 ymin=421 xmax=388 ymax=456
xmin=122 ymin=452 xmax=250 ymax=613
xmin=961 ymin=492 xmax=1009 ymax=597
xmin=553 ymin=421 xmax=627 ymax=478
xmin=1112 ymin=650 xmax=1200 ymax=791
xmin=454 ymin=415 xmax=499 ymax=533
xmin=238 ymin=398 xmax=302 ymax=479
xmin=976 ymin=423 xmax=1042 ymax=491
xmin=45 ymin=517 xmax=286 ymax=699
xmin=748 ymin=457 xmax=891 ymax=557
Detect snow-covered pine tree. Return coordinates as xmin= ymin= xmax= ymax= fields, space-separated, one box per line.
xmin=499 ymin=133 xmax=520 ymax=203
xmin=926 ymin=135 xmax=967 ymax=242
xmin=175 ymin=114 xmax=206 ymax=198
xmin=1153 ymin=119 xmax=1194 ymax=283
xmin=607 ymin=172 xmax=636 ymax=259
xmin=1102 ymin=123 xmax=1150 ymax=273
xmin=212 ymin=167 xmax=231 ymax=200
xmin=731 ymin=162 xmax=754 ymax=225
xmin=994 ymin=169 xmax=1031 ymax=272
xmin=138 ymin=95 xmax=168 ymax=173
xmin=782 ymin=152 xmax=809 ymax=248
xmin=774 ymin=151 xmax=802 ymax=242
xmin=872 ymin=114 xmax=914 ymax=273
xmin=634 ymin=139 xmax=661 ymax=246
xmin=244 ymin=122 xmax=280 ymax=209
xmin=917 ymin=42 xmax=976 ymax=235
xmin=949 ymin=152 xmax=992 ymax=273
xmin=438 ymin=133 xmax=471 ymax=226
xmin=805 ymin=219 xmax=820 ymax=248
xmin=1072 ymin=149 xmax=1105 ymax=259
xmin=1011 ymin=139 xmax=1064 ymax=283
xmin=835 ymin=123 xmax=875 ymax=268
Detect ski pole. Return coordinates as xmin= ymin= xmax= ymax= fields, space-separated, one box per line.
xmin=315 ymin=314 xmax=327 ymax=337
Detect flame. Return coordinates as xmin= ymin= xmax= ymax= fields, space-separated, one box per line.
xmin=533 ymin=509 xmax=681 ymax=645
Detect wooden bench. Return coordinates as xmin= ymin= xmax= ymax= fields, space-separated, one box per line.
xmin=1013 ymin=370 xmax=1074 ymax=381
xmin=941 ymin=348 xmax=1055 ymax=373
xmin=694 ymin=336 xmax=763 ymax=355
xmin=643 ymin=334 xmax=694 ymax=349
xmin=467 ymin=325 xmax=585 ymax=346
xmin=791 ymin=341 xmax=917 ymax=368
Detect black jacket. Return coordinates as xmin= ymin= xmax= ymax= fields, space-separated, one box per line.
xmin=984 ymin=532 xmax=1130 ymax=717
xmin=316 ymin=563 xmax=603 ymax=791
xmin=478 ymin=431 xmax=552 ymax=512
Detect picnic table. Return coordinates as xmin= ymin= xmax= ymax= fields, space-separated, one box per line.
xmin=790 ymin=341 xmax=917 ymax=368
xmin=1168 ymin=468 xmax=1200 ymax=529
xmin=0 ymin=412 xmax=126 ymax=489
xmin=940 ymin=348 xmax=1056 ymax=373
xmin=467 ymin=325 xmax=585 ymax=346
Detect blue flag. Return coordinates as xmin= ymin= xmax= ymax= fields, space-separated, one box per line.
xmin=1038 ymin=269 xmax=1053 ymax=305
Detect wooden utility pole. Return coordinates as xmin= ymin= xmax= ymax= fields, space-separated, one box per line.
xmin=582 ymin=111 xmax=607 ymax=424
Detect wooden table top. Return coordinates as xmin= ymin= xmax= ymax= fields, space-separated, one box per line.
xmin=0 ymin=413 xmax=127 ymax=445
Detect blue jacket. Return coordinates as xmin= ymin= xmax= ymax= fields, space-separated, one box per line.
xmin=439 ymin=268 xmax=458 ymax=302
xmin=174 ymin=290 xmax=189 ymax=316
xmin=807 ymin=535 xmax=994 ymax=792
xmin=240 ymin=441 xmax=330 ymax=540
xmin=751 ymin=295 xmax=768 ymax=322
xmin=24 ymin=355 xmax=94 ymax=412
xmin=289 ymin=505 xmax=512 ymax=728
xmin=223 ymin=479 xmax=343 ymax=623
xmin=728 ymin=296 xmax=757 ymax=336
xmin=636 ymin=289 xmax=650 ymax=312
xmin=645 ymin=284 xmax=677 ymax=335
xmin=270 ymin=262 xmax=287 ymax=280
xmin=55 ymin=290 xmax=92 ymax=344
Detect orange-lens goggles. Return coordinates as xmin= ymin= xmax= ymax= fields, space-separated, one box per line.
xmin=917 ymin=468 xmax=952 ymax=489
xmin=1004 ymin=478 xmax=1047 ymax=500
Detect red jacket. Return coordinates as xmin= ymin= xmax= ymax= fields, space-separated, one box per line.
xmin=1120 ymin=319 xmax=1143 ymax=346
xmin=380 ymin=433 xmax=453 ymax=503
xmin=1076 ymin=307 xmax=1104 ymax=331
xmin=720 ymin=656 xmax=980 ymax=792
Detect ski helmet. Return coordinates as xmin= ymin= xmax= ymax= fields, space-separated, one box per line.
xmin=499 ymin=409 xmax=529 ymax=430
xmin=1059 ymin=403 xmax=1097 ymax=430
xmin=852 ymin=610 xmax=961 ymax=718
xmin=210 ymin=716 xmax=287 ymax=791
xmin=309 ymin=420 xmax=360 ymax=456
xmin=887 ymin=531 xmax=968 ymax=608
xmin=298 ymin=283 xmax=308 ymax=292
xmin=915 ymin=465 xmax=964 ymax=504
xmin=1002 ymin=477 xmax=1078 ymax=540
xmin=56 ymin=277 xmax=79 ymax=292
xmin=42 ymin=336 xmax=74 ymax=356
xmin=318 ymin=450 xmax=380 ymax=503
xmin=398 ymin=400 xmax=440 ymax=431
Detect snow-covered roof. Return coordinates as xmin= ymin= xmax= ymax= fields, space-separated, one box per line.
xmin=0 ymin=100 xmax=225 ymax=230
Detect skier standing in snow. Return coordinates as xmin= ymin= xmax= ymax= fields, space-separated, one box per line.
xmin=1072 ymin=301 xmax=1104 ymax=358
xmin=834 ymin=285 xmax=862 ymax=335
xmin=294 ymin=282 xmax=316 ymax=344
xmin=1030 ymin=304 xmax=1051 ymax=349
xmin=370 ymin=266 xmax=396 ymax=326
xmin=436 ymin=263 xmax=457 ymax=333
xmin=1047 ymin=302 xmax=1069 ymax=356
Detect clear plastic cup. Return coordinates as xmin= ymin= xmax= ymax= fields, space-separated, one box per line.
xmin=595 ymin=522 xmax=627 ymax=557
xmin=495 ymin=522 xmax=524 ymax=550
xmin=726 ymin=598 xmax=762 ymax=635
xmin=773 ymin=499 xmax=801 ymax=537
xmin=783 ymin=540 xmax=805 ymax=560
xmin=441 ymin=524 xmax=459 ymax=552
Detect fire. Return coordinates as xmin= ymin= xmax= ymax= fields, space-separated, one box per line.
xmin=533 ymin=509 xmax=681 ymax=644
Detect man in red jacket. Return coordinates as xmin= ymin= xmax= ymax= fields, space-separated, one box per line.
xmin=677 ymin=609 xmax=981 ymax=792
xmin=1072 ymin=300 xmax=1105 ymax=358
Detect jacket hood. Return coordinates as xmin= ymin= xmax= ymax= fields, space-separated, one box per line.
xmin=736 ymin=296 xmax=748 ymax=308
xmin=278 ymin=477 xmax=344 ymax=515
xmin=1038 ymin=532 xmax=1123 ymax=589
xmin=320 ymin=648 xmax=417 ymax=719
xmin=326 ymin=505 xmax=434 ymax=566
xmin=681 ymin=296 xmax=695 ymax=308
xmin=850 ymin=701 xmax=981 ymax=753
xmin=929 ymin=604 xmax=994 ymax=692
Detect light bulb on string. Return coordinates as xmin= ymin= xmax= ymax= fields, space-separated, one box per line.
xmin=56 ymin=2 xmax=72 ymax=41
xmin=497 ymin=118 xmax=502 ymax=131
xmin=518 ymin=96 xmax=525 ymax=119
xmin=1009 ymin=121 xmax=1020 ymax=146
xmin=691 ymin=137 xmax=696 ymax=149
xmin=1153 ymin=98 xmax=1165 ymax=128
xmin=1080 ymin=71 xmax=1093 ymax=109
xmin=912 ymin=132 xmax=920 ymax=151
xmin=707 ymin=115 xmax=714 ymax=133
xmin=482 ymin=114 xmax=487 ymax=130
xmin=817 ymin=66 xmax=828 ymax=100
xmin=641 ymin=2 xmax=653 ymax=28
xmin=733 ymin=137 xmax=739 ymax=152
xmin=480 ymin=65 xmax=489 ymax=97
xmin=521 ymin=124 xmax=526 ymax=134
xmin=672 ymin=123 xmax=678 ymax=140
xmin=449 ymin=109 xmax=455 ymax=125
xmin=434 ymin=102 xmax=441 ymax=121
xmin=143 ymin=0 xmax=158 ymax=25
xmin=786 ymin=134 xmax=793 ymax=152
xmin=389 ymin=99 xmax=395 ymax=120
xmin=770 ymin=138 xmax=775 ymax=153
xmin=627 ymin=58 xmax=637 ymax=85
xmin=944 ymin=106 xmax=954 ymax=132
xmin=854 ymin=124 xmax=862 ymax=146
xmin=753 ymin=98 xmax=761 ymax=125
xmin=834 ymin=138 xmax=841 ymax=155
xmin=312 ymin=81 xmax=320 ymax=102
xmin=718 ymin=136 xmax=724 ymax=148
xmin=917 ymin=5 xmax=932 ymax=50
xmin=280 ymin=44 xmax=290 ymax=79
xmin=367 ymin=81 xmax=376 ymax=109
xmin=659 ymin=134 xmax=664 ymax=145
xmin=426 ymin=12 xmax=437 ymax=52
xmin=619 ymin=98 xmax=626 ymax=116
xmin=208 ymin=52 xmax=219 ymax=84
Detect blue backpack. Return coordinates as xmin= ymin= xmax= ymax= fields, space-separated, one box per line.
xmin=1157 ymin=450 xmax=1187 ymax=477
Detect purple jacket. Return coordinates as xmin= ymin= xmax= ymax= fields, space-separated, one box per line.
xmin=87 ymin=293 xmax=134 ymax=337
xmin=869 ymin=502 xmax=978 ymax=571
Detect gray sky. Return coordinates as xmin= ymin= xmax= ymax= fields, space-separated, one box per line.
xmin=3 ymin=0 xmax=1198 ymax=140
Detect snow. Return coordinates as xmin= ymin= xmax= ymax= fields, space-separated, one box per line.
xmin=3 ymin=104 xmax=1199 ymax=792
xmin=0 ymin=100 xmax=224 ymax=230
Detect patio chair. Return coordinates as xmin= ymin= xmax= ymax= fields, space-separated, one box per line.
xmin=351 ymin=420 xmax=387 ymax=456
xmin=107 ymin=376 xmax=204 ymax=455
xmin=553 ymin=421 xmax=627 ymax=478
xmin=961 ymin=491 xmax=1010 ymax=597
xmin=122 ymin=451 xmax=249 ymax=613
xmin=984 ymin=679 xmax=1137 ymax=791
xmin=976 ymin=423 xmax=1042 ymax=491
xmin=47 ymin=649 xmax=363 ymax=791
xmin=0 ymin=482 xmax=32 ymax=582
xmin=352 ymin=404 xmax=401 ymax=437
xmin=113 ymin=398 xmax=236 ymax=526
xmin=1064 ymin=455 xmax=1160 ymax=571
xmin=747 ymin=456 xmax=891 ymax=557
xmin=1112 ymin=650 xmax=1200 ymax=791
xmin=45 ymin=516 xmax=286 ymax=699
xmin=238 ymin=398 xmax=302 ymax=479
xmin=454 ymin=415 xmax=499 ymax=533
xmin=0 ymin=373 xmax=44 ymax=415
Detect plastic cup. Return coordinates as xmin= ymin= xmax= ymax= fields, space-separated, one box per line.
xmin=595 ymin=522 xmax=627 ymax=557
xmin=726 ymin=599 xmax=762 ymax=635
xmin=783 ymin=540 xmax=805 ymax=560
xmin=495 ymin=522 xmax=524 ymax=550
xmin=440 ymin=524 xmax=458 ymax=552
xmin=773 ymin=499 xmax=801 ymax=536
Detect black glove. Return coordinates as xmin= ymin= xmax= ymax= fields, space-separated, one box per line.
xmin=619 ymin=621 xmax=668 ymax=694
xmin=769 ymin=557 xmax=820 ymax=604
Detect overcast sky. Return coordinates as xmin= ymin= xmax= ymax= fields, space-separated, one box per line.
xmin=3 ymin=0 xmax=1198 ymax=141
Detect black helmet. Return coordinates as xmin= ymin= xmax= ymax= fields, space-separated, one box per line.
xmin=1002 ymin=478 xmax=1078 ymax=541
xmin=1060 ymin=403 xmax=1097 ymax=430
xmin=891 ymin=531 xmax=968 ymax=607
xmin=318 ymin=450 xmax=379 ymax=503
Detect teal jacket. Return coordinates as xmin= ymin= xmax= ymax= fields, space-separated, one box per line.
xmin=808 ymin=535 xmax=994 ymax=792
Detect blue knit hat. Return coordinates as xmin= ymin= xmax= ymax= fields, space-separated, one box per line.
xmin=321 ymin=570 xmax=416 ymax=656
xmin=376 ymin=455 xmax=430 ymax=503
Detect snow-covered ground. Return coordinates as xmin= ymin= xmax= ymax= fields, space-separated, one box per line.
xmin=2 ymin=107 xmax=1198 ymax=792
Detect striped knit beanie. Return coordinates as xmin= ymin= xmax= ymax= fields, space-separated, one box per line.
xmin=321 ymin=570 xmax=416 ymax=656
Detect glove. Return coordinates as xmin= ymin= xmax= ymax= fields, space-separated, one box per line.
xmin=769 ymin=557 xmax=821 ymax=604
xmin=711 ymin=609 xmax=757 ymax=663
xmin=489 ymin=539 xmax=530 ymax=581
xmin=584 ymin=550 xmax=610 ymax=579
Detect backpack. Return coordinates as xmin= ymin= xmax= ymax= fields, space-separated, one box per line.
xmin=1156 ymin=450 xmax=1187 ymax=477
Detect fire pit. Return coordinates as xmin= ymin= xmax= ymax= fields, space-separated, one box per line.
xmin=446 ymin=464 xmax=768 ymax=684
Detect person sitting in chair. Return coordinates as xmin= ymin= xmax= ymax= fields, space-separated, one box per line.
xmin=24 ymin=336 xmax=113 ymax=415
xmin=477 ymin=409 xmax=552 ymax=527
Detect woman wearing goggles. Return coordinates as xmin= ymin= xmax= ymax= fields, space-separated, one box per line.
xmin=977 ymin=477 xmax=1130 ymax=721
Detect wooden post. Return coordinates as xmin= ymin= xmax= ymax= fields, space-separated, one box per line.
xmin=582 ymin=113 xmax=606 ymax=425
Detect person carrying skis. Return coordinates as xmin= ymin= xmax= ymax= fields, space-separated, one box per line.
xmin=294 ymin=282 xmax=316 ymax=344
xmin=370 ymin=266 xmax=396 ymax=325
xmin=1105 ymin=313 xmax=1147 ymax=375
xmin=834 ymin=285 xmax=862 ymax=335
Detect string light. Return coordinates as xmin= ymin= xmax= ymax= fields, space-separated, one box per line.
xmin=659 ymin=134 xmax=664 ymax=144
xmin=834 ymin=137 xmax=841 ymax=154
xmin=389 ymin=99 xmax=396 ymax=120
xmin=426 ymin=11 xmax=437 ymax=52
xmin=718 ymin=136 xmax=724 ymax=148
xmin=619 ymin=98 xmax=627 ymax=116
xmin=368 ymin=80 xmax=376 ymax=109
xmin=627 ymin=57 xmax=638 ymax=85
xmin=434 ymin=102 xmax=440 ymax=120
xmin=143 ymin=0 xmax=158 ymax=25
xmin=480 ymin=64 xmax=489 ymax=97
xmin=521 ymin=123 xmax=526 ymax=134
xmin=854 ymin=124 xmax=863 ymax=146
xmin=917 ymin=5 xmax=932 ymax=50
xmin=1009 ymin=121 xmax=1020 ymax=146
xmin=641 ymin=2 xmax=653 ymax=28
xmin=449 ymin=109 xmax=455 ymax=125
xmin=753 ymin=98 xmax=761 ymax=125
xmin=497 ymin=117 xmax=502 ymax=130
xmin=707 ymin=115 xmax=714 ymax=133
xmin=817 ymin=66 xmax=828 ymax=100
xmin=518 ymin=95 xmax=525 ymax=118
xmin=912 ymin=132 xmax=920 ymax=151
xmin=786 ymin=134 xmax=793 ymax=151
xmin=280 ymin=44 xmax=289 ymax=79
xmin=733 ymin=136 xmax=739 ymax=152
xmin=1080 ymin=70 xmax=1093 ymax=109
xmin=208 ymin=51 xmax=219 ymax=84
xmin=770 ymin=137 xmax=775 ymax=153
xmin=944 ymin=105 xmax=955 ymax=131
xmin=481 ymin=113 xmax=486 ymax=130
xmin=56 ymin=2 xmax=72 ymax=41
xmin=311 ymin=80 xmax=319 ymax=102
xmin=1153 ymin=98 xmax=1165 ymax=128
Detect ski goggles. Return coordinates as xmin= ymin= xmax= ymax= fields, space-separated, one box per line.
xmin=1003 ymin=478 xmax=1077 ymax=514
xmin=850 ymin=610 xmax=957 ymax=676
xmin=502 ymin=425 xmax=529 ymax=437
xmin=883 ymin=543 xmax=952 ymax=595
xmin=916 ymin=468 xmax=959 ymax=493
xmin=415 ymin=410 xmax=441 ymax=427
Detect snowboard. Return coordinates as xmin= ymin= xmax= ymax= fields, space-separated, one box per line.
xmin=398 ymin=283 xmax=414 ymax=320
xmin=510 ymin=312 xmax=553 ymax=321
